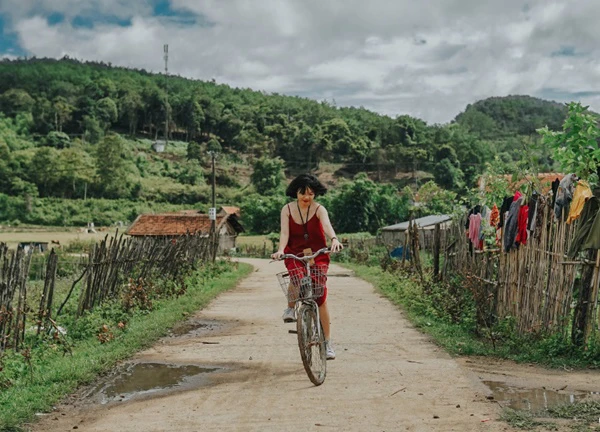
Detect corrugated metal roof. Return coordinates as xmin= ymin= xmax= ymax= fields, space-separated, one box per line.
xmin=381 ymin=214 xmax=452 ymax=232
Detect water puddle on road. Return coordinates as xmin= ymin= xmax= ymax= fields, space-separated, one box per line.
xmin=92 ymin=363 xmax=221 ymax=404
xmin=484 ymin=381 xmax=592 ymax=411
xmin=170 ymin=320 xmax=222 ymax=337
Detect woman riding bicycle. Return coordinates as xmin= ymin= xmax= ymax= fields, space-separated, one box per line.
xmin=271 ymin=174 xmax=343 ymax=360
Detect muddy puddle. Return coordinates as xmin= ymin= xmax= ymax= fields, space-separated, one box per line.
xmin=169 ymin=319 xmax=223 ymax=337
xmin=90 ymin=362 xmax=222 ymax=404
xmin=484 ymin=381 xmax=598 ymax=411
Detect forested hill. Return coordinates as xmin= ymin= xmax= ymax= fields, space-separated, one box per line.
xmin=0 ymin=57 xmax=570 ymax=230
xmin=454 ymin=95 xmax=567 ymax=139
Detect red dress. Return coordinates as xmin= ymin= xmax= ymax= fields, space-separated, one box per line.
xmin=284 ymin=204 xmax=329 ymax=306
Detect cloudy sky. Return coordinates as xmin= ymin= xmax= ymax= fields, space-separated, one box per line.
xmin=0 ymin=0 xmax=598 ymax=124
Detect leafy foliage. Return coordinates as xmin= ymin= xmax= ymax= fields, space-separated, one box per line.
xmin=250 ymin=156 xmax=284 ymax=194
xmin=538 ymin=102 xmax=600 ymax=186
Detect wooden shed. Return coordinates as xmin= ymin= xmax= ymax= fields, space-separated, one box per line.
xmin=126 ymin=207 xmax=244 ymax=254
xmin=381 ymin=214 xmax=452 ymax=249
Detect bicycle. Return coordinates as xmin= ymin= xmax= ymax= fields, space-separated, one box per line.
xmin=274 ymin=247 xmax=330 ymax=386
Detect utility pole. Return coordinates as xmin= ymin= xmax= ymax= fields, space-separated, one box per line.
xmin=208 ymin=149 xmax=217 ymax=262
xmin=211 ymin=151 xmax=216 ymax=233
xmin=164 ymin=44 xmax=169 ymax=148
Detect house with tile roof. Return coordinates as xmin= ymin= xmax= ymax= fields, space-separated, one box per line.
xmin=126 ymin=206 xmax=244 ymax=253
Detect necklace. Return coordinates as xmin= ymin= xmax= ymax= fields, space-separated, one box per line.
xmin=297 ymin=202 xmax=311 ymax=240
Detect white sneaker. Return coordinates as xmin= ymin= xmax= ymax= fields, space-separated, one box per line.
xmin=325 ymin=340 xmax=336 ymax=360
xmin=282 ymin=307 xmax=296 ymax=323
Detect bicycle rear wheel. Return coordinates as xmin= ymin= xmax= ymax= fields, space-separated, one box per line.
xmin=296 ymin=303 xmax=326 ymax=385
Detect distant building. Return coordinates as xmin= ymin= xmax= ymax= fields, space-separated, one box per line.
xmin=126 ymin=206 xmax=244 ymax=253
xmin=381 ymin=214 xmax=452 ymax=248
xmin=152 ymin=140 xmax=166 ymax=153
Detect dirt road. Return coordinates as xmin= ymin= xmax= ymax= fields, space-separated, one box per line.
xmin=34 ymin=259 xmax=512 ymax=432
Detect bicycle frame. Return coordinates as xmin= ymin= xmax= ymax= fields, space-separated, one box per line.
xmin=275 ymin=247 xmax=330 ymax=385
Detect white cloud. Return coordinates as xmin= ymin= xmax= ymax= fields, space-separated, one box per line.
xmin=3 ymin=0 xmax=600 ymax=123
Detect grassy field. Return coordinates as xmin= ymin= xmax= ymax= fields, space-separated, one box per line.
xmin=0 ymin=225 xmax=120 ymax=249
xmin=236 ymin=234 xmax=269 ymax=247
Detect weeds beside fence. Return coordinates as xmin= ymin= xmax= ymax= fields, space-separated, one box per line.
xmin=0 ymin=232 xmax=217 ymax=353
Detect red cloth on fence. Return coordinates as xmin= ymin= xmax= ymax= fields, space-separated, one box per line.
xmin=515 ymin=203 xmax=529 ymax=246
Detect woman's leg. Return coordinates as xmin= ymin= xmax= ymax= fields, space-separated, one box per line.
xmin=319 ymin=300 xmax=331 ymax=340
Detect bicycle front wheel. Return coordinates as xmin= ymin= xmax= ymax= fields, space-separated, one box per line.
xmin=296 ymin=303 xmax=327 ymax=386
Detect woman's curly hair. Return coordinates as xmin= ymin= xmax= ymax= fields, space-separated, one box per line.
xmin=285 ymin=174 xmax=327 ymax=198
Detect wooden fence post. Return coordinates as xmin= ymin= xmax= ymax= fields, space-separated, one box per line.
xmin=583 ymin=250 xmax=600 ymax=345
xmin=572 ymin=249 xmax=596 ymax=346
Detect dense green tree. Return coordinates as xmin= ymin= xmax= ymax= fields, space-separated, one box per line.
xmin=187 ymin=141 xmax=203 ymax=161
xmin=82 ymin=115 xmax=103 ymax=144
xmin=45 ymin=131 xmax=71 ymax=149
xmin=326 ymin=173 xmax=409 ymax=234
xmin=29 ymin=147 xmax=61 ymax=196
xmin=251 ymin=157 xmax=284 ymax=195
xmin=0 ymin=89 xmax=35 ymax=117
xmin=0 ymin=141 xmax=12 ymax=193
xmin=96 ymin=97 xmax=119 ymax=131
xmin=119 ymin=90 xmax=143 ymax=135
xmin=52 ymin=96 xmax=75 ymax=132
xmin=59 ymin=146 xmax=95 ymax=198
xmin=95 ymin=134 xmax=132 ymax=198
xmin=538 ymin=102 xmax=600 ymax=186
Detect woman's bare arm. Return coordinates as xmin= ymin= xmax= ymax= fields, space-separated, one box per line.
xmin=272 ymin=205 xmax=290 ymax=259
xmin=317 ymin=206 xmax=343 ymax=252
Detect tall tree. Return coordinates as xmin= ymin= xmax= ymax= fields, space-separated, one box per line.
xmin=95 ymin=134 xmax=132 ymax=198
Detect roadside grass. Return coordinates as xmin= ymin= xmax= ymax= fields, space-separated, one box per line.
xmin=0 ymin=261 xmax=253 ymax=431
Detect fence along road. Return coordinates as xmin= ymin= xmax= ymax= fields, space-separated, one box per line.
xmin=34 ymin=258 xmax=511 ymax=432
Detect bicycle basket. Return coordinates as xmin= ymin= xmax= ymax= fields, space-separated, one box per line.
xmin=276 ymin=264 xmax=327 ymax=302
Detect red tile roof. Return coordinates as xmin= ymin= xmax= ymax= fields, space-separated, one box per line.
xmin=126 ymin=213 xmax=225 ymax=236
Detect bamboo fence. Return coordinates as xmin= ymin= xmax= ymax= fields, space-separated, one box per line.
xmin=442 ymin=195 xmax=600 ymax=345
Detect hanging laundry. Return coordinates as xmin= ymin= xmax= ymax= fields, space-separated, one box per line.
xmin=504 ymin=191 xmax=522 ymax=252
xmin=465 ymin=204 xmax=481 ymax=230
xmin=554 ymin=173 xmax=578 ymax=220
xmin=581 ymin=202 xmax=600 ymax=251
xmin=527 ymin=192 xmax=539 ymax=234
xmin=566 ymin=180 xmax=593 ymax=224
xmin=469 ymin=213 xmax=482 ymax=247
xmin=498 ymin=196 xmax=513 ymax=228
xmin=551 ymin=178 xmax=560 ymax=207
xmin=515 ymin=197 xmax=529 ymax=246
xmin=568 ymin=197 xmax=600 ymax=257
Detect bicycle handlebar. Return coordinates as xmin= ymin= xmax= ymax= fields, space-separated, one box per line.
xmin=273 ymin=247 xmax=330 ymax=262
